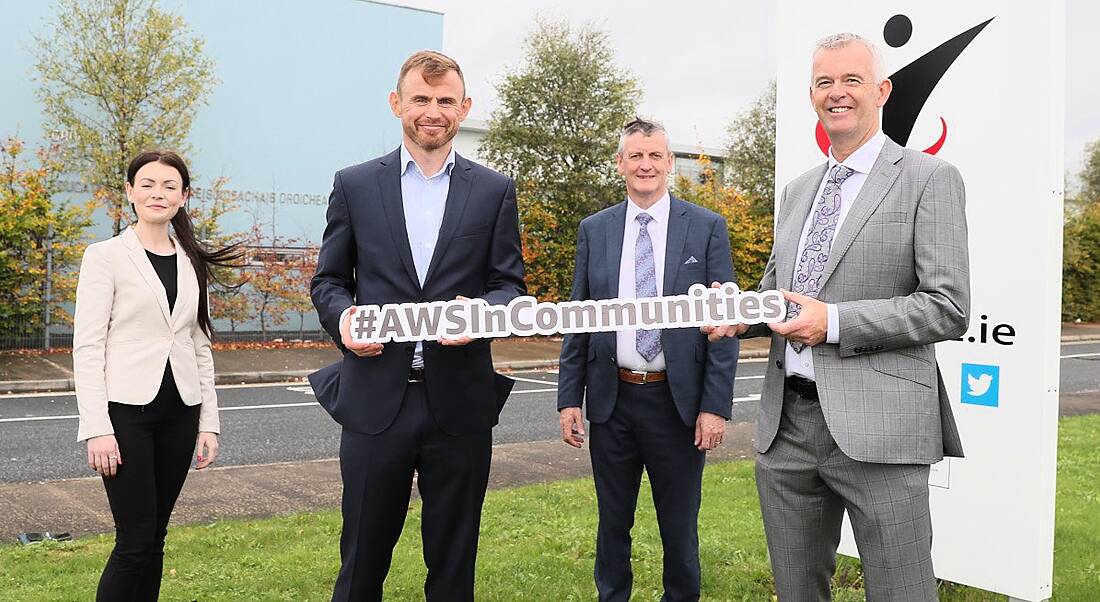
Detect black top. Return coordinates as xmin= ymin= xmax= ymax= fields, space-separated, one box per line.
xmin=144 ymin=250 xmax=181 ymax=399
xmin=145 ymin=250 xmax=177 ymax=313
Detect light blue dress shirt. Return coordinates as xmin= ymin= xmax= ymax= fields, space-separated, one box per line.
xmin=400 ymin=144 xmax=455 ymax=368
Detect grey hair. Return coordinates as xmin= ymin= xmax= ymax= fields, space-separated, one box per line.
xmin=616 ymin=117 xmax=670 ymax=155
xmin=812 ymin=32 xmax=887 ymax=84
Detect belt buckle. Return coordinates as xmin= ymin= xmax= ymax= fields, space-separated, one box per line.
xmin=630 ymin=369 xmax=649 ymax=384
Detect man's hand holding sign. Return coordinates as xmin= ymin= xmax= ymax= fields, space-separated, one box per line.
xmin=701 ymin=285 xmax=828 ymax=347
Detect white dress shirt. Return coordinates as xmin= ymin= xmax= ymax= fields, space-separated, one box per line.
xmin=786 ymin=130 xmax=886 ymax=380
xmin=616 ymin=192 xmax=670 ymax=371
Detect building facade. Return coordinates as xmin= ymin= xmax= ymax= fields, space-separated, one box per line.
xmin=2 ymin=1 xmax=443 ymax=340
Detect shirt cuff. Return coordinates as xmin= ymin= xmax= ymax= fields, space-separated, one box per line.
xmin=826 ymin=303 xmax=839 ymax=344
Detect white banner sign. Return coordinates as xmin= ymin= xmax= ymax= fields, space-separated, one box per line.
xmin=776 ymin=2 xmax=1064 ymax=600
xmin=349 ymin=283 xmax=785 ymax=343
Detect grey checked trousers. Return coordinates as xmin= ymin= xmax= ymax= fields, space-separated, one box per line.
xmin=755 ymin=385 xmax=938 ymax=601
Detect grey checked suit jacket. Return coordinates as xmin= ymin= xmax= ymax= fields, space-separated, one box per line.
xmin=745 ymin=137 xmax=969 ymax=465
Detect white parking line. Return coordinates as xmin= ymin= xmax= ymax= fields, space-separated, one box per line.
xmin=509 ymin=375 xmax=558 ymax=385
xmin=0 ymin=391 xmax=74 ymax=400
xmin=220 ymin=402 xmax=318 ymax=412
xmin=0 ymin=414 xmax=78 ymax=423
xmin=1062 ymin=352 xmax=1100 ymax=359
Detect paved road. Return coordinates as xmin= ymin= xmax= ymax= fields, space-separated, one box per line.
xmin=1 ymin=342 xmax=1098 ymax=484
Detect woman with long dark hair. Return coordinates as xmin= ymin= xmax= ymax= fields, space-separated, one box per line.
xmin=73 ymin=150 xmax=242 ymax=600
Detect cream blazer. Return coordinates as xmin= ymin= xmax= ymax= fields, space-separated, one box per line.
xmin=73 ymin=227 xmax=219 ymax=441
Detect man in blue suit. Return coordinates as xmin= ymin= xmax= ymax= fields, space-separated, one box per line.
xmin=310 ymin=51 xmax=525 ymax=602
xmin=557 ymin=118 xmax=739 ymax=601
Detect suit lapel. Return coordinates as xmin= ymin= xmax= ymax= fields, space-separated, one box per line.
xmin=376 ymin=148 xmax=421 ymax=293
xmin=604 ymin=202 xmax=627 ymax=297
xmin=424 ymin=153 xmax=473 ymax=286
xmin=775 ymin=164 xmax=827 ymax=292
xmin=815 ymin=139 xmax=904 ymax=291
xmin=122 ymin=227 xmax=172 ymax=327
xmin=662 ymin=197 xmax=690 ymax=295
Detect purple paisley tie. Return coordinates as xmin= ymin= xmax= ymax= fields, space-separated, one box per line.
xmin=787 ymin=163 xmax=854 ymax=353
xmin=635 ymin=212 xmax=661 ymax=362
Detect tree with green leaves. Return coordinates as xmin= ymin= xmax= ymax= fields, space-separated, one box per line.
xmin=1074 ymin=139 xmax=1100 ymax=209
xmin=34 ymin=0 xmax=216 ymax=235
xmin=1063 ymin=139 xmax=1100 ymax=321
xmin=479 ymin=18 xmax=640 ymax=301
xmin=0 ymin=137 xmax=93 ymax=343
xmin=725 ymin=81 xmax=776 ymax=216
xmin=1062 ymin=197 xmax=1100 ymax=322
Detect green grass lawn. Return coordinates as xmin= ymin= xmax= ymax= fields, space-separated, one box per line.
xmin=3 ymin=415 xmax=1098 ymax=601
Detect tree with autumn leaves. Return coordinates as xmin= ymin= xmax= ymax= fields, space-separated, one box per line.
xmin=674 ymin=155 xmax=773 ymax=291
xmin=238 ymin=222 xmax=318 ymax=341
xmin=0 ymin=137 xmax=93 ymax=342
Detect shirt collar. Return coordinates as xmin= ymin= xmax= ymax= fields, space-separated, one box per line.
xmin=625 ymin=191 xmax=671 ymax=225
xmin=827 ymin=129 xmax=886 ymax=175
xmin=400 ymin=144 xmax=456 ymax=179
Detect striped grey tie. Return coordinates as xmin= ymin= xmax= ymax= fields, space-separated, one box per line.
xmin=635 ymin=212 xmax=661 ymax=361
xmin=787 ymin=163 xmax=855 ymax=353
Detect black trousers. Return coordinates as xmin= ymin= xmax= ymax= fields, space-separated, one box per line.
xmin=97 ymin=370 xmax=199 ymax=602
xmin=589 ymin=380 xmax=706 ymax=602
xmin=332 ymin=383 xmax=492 ymax=602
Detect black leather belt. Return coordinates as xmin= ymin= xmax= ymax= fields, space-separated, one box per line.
xmin=408 ymin=367 xmax=425 ymax=382
xmin=785 ymin=375 xmax=819 ymax=400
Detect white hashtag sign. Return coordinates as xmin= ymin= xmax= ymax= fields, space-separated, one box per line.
xmin=349 ymin=282 xmax=785 ymax=344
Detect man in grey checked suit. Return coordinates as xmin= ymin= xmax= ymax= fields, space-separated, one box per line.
xmin=558 ymin=118 xmax=739 ymax=601
xmin=708 ymin=33 xmax=969 ymax=600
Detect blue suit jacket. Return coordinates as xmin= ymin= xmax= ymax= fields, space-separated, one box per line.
xmin=556 ymin=196 xmax=739 ymax=426
xmin=310 ymin=148 xmax=526 ymax=436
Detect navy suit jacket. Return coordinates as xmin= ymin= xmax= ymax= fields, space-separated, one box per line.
xmin=310 ymin=148 xmax=526 ymax=436
xmin=556 ymin=196 xmax=739 ymax=427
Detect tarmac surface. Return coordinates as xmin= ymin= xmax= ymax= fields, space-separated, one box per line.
xmin=1 ymin=327 xmax=1098 ymax=543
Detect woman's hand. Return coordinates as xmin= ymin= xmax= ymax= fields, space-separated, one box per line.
xmin=195 ymin=432 xmax=219 ymax=469
xmin=87 ymin=434 xmax=121 ymax=477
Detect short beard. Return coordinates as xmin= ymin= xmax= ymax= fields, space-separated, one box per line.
xmin=404 ymin=122 xmax=456 ymax=152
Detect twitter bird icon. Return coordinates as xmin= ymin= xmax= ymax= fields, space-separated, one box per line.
xmin=961 ymin=363 xmax=1000 ymax=407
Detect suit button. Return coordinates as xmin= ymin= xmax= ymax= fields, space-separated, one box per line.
xmin=775 ymin=359 xmax=783 ymax=369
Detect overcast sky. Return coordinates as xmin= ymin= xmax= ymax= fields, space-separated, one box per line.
xmin=429 ymin=0 xmax=1099 ymax=189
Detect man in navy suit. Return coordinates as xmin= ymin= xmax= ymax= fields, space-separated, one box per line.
xmin=556 ymin=118 xmax=739 ymax=601
xmin=310 ymin=50 xmax=525 ymax=602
